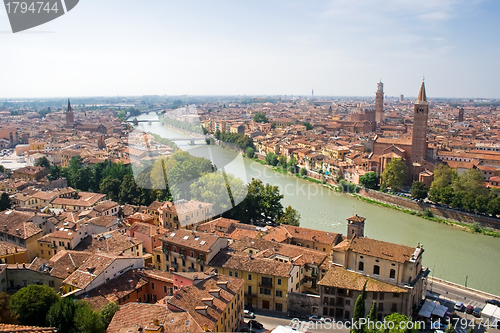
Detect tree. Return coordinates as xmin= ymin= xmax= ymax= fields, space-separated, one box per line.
xmin=100 ymin=176 xmax=121 ymax=202
xmin=288 ymin=157 xmax=298 ymax=173
xmin=0 ymin=165 xmax=4 ymax=173
xmin=190 ymin=172 xmax=247 ymax=216
xmin=245 ymin=147 xmax=255 ymax=159
xmin=73 ymin=302 xmax=105 ymax=333
xmin=253 ymin=112 xmax=268 ymax=123
xmin=74 ymin=167 xmax=94 ymax=191
xmin=352 ymin=281 xmax=367 ymax=333
xmin=0 ymin=192 xmax=12 ymax=211
xmin=367 ymin=300 xmax=377 ymax=333
xmin=9 ymin=285 xmax=58 ymax=326
xmin=359 ymin=172 xmax=380 ymax=190
xmin=383 ymin=313 xmax=418 ymax=333
xmin=34 ymin=156 xmax=50 ymax=169
xmin=119 ymin=174 xmax=142 ymax=205
xmin=411 ymin=181 xmax=428 ymax=199
xmin=47 ymin=164 xmax=61 ymax=181
xmin=46 ymin=297 xmax=78 ymax=333
xmin=0 ymin=292 xmax=18 ymax=324
xmin=215 ymin=129 xmax=221 ymax=140
xmin=428 ymin=164 xmax=455 ymax=203
xmin=265 ymin=152 xmax=278 ymax=166
xmin=277 ymin=155 xmax=287 ymax=169
xmin=381 ymin=159 xmax=407 ymax=192
xmin=278 ymin=206 xmax=300 ymax=226
xmin=100 ymin=302 xmax=119 ymax=329
xmin=300 ymin=167 xmax=307 ymax=176
xmin=302 ymin=121 xmax=313 ymax=130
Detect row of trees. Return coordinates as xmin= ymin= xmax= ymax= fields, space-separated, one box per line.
xmin=429 ymin=165 xmax=500 ymax=215
xmin=1 ymin=285 xmax=118 ymax=333
xmin=215 ymin=130 xmax=255 ymax=151
xmin=159 ymin=116 xmax=204 ymax=135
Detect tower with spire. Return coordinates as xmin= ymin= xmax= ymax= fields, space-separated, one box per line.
xmin=375 ymin=81 xmax=384 ymax=123
xmin=410 ymin=81 xmax=429 ymax=180
xmin=66 ymin=99 xmax=74 ymax=128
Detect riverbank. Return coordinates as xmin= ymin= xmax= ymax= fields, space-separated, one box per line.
xmin=248 ymin=155 xmax=500 ymax=238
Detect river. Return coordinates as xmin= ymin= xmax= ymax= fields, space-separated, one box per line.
xmin=129 ymin=112 xmax=500 ymax=296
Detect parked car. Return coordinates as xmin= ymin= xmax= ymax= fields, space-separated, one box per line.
xmin=454 ymin=302 xmax=465 ymax=311
xmin=473 ymin=307 xmax=482 ymax=317
xmin=308 ymin=315 xmax=326 ymax=322
xmin=248 ymin=320 xmax=264 ymax=329
xmin=486 ymin=299 xmax=500 ymax=307
xmin=244 ymin=310 xmax=255 ymax=319
xmin=240 ymin=328 xmax=257 ymax=333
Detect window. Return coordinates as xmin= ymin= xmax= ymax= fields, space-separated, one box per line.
xmin=373 ymin=292 xmax=378 ymax=300
xmin=190 ymin=251 xmax=194 ymax=257
xmin=41 ymin=250 xmax=43 ymax=254
xmin=378 ymin=303 xmax=384 ymax=311
xmin=276 ymin=290 xmax=283 ymax=297
xmin=379 ymin=293 xmax=384 ymax=300
xmin=295 ymin=282 xmax=299 ymax=290
xmin=49 ymin=280 xmax=54 ymax=287
xmin=373 ymin=265 xmax=380 ymax=275
xmin=390 ymin=269 xmax=395 ymax=279
xmin=260 ymin=288 xmax=271 ymax=295
xmin=358 ymin=262 xmax=364 ymax=271
xmin=391 ymin=303 xmax=397 ymax=312
xmin=248 ymin=274 xmax=252 ymax=281
xmin=393 ymin=293 xmax=399 ymax=298
xmin=164 ymin=286 xmax=167 ymax=292
xmin=235 ymin=272 xmax=238 ymax=278
xmin=152 ymin=282 xmax=155 ymax=290
xmin=229 ymin=271 xmax=233 ymax=277
xmin=277 ymin=278 xmax=281 ymax=285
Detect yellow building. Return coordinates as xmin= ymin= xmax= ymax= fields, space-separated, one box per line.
xmin=209 ymin=251 xmax=299 ymax=313
xmin=0 ymin=242 xmax=28 ymax=264
xmin=29 ymin=141 xmax=46 ymax=152
xmin=168 ymin=274 xmax=245 ymax=332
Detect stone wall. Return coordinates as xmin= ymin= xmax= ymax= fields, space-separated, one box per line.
xmin=287 ymin=292 xmax=321 ymax=318
xmin=360 ymin=189 xmax=500 ymax=230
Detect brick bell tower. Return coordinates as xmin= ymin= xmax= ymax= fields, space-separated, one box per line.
xmin=375 ymin=81 xmax=384 ymax=123
xmin=411 ymin=81 xmax=429 ymax=181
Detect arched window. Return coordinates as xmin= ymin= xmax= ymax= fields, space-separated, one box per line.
xmin=358 ymin=262 xmax=364 ymax=271
xmin=373 ymin=265 xmax=380 ymax=275
xmin=390 ymin=269 xmax=395 ymax=279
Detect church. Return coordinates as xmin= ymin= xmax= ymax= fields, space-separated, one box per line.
xmin=371 ymin=82 xmax=436 ymax=187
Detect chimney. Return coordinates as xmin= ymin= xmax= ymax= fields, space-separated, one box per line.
xmin=195 ymin=305 xmax=208 ymax=315
xmin=216 ymin=281 xmax=228 ymax=290
xmin=201 ymin=297 xmax=214 ymax=306
xmin=208 ymin=288 xmax=221 ymax=298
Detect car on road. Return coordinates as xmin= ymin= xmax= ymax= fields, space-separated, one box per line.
xmin=486 ymin=299 xmax=500 ymax=307
xmin=245 ymin=304 xmax=254 ymax=312
xmin=244 ymin=310 xmax=255 ymax=319
xmin=308 ymin=315 xmax=326 ymax=322
xmin=473 ymin=307 xmax=482 ymax=317
xmin=248 ymin=320 xmax=264 ymax=329
xmin=454 ymin=302 xmax=464 ymax=311
xmin=466 ymin=305 xmax=474 ymax=314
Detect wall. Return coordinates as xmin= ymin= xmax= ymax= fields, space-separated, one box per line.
xmin=287 ymin=292 xmax=320 ymax=318
xmin=359 ymin=189 xmax=500 ymax=230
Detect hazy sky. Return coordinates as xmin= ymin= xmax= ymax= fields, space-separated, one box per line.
xmin=1 ymin=0 xmax=499 ymax=99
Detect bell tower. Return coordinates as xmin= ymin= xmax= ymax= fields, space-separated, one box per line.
xmin=411 ymin=81 xmax=429 ymax=165
xmin=375 ymin=81 xmax=384 ymax=123
xmin=347 ymin=214 xmax=365 ymax=238
xmin=66 ymin=99 xmax=74 ymax=128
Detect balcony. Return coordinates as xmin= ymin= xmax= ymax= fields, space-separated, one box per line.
xmin=259 ymin=282 xmax=273 ymax=288
xmin=244 ymin=292 xmax=257 ymax=297
xmin=170 ymin=262 xmax=178 ymax=269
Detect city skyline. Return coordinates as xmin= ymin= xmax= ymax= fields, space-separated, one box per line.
xmin=1 ymin=0 xmax=500 ymax=99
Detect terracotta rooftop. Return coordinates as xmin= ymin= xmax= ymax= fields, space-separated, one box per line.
xmin=0 ymin=324 xmax=57 ymax=333
xmin=209 ymin=250 xmax=294 ymax=277
xmin=73 ymin=230 xmax=143 ymax=255
xmin=79 ymin=270 xmax=148 ymax=310
xmin=332 ymin=236 xmax=419 ymax=263
xmin=168 ymin=274 xmax=244 ymax=332
xmin=159 ymin=229 xmax=225 ymax=253
xmin=107 ymin=303 xmax=202 ymax=333
xmin=318 ymin=265 xmax=408 ymax=293
xmin=0 ymin=210 xmax=42 ymax=239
